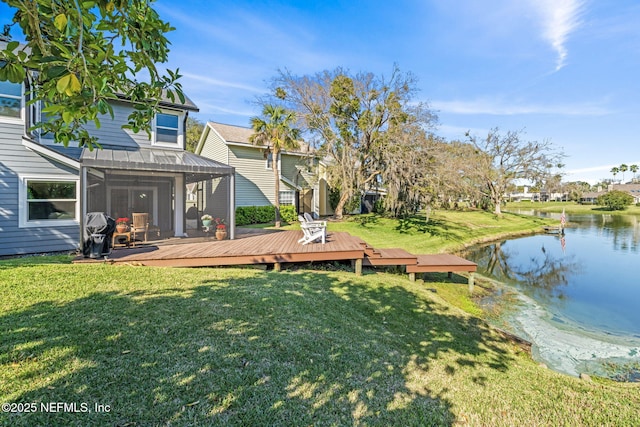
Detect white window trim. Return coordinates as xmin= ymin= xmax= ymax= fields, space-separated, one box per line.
xmin=152 ymin=109 xmax=184 ymax=148
xmin=0 ymin=81 xmax=24 ymax=124
xmin=18 ymin=175 xmax=80 ymax=228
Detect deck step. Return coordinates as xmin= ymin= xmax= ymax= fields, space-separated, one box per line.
xmin=363 ymin=248 xmax=417 ymax=266
xmin=406 ymin=254 xmax=477 ymax=273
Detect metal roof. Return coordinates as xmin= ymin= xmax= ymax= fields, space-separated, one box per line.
xmin=79 ymin=145 xmax=234 ymax=176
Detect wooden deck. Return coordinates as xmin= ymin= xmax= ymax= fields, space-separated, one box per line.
xmin=75 ymin=230 xmax=476 ymax=283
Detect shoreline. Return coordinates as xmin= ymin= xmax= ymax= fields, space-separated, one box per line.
xmin=472 ymin=272 xmax=640 ymax=382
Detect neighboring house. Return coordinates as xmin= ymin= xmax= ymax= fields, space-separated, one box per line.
xmin=579 ymin=184 xmax=640 ymax=205
xmin=0 ymin=45 xmax=235 ymax=256
xmin=608 ymin=184 xmax=640 ymax=204
xmin=579 ymin=192 xmax=601 ymax=204
xmin=508 ymin=187 xmax=567 ymax=203
xmin=196 ymin=122 xmax=333 ymax=216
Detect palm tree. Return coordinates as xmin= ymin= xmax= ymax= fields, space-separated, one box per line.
xmin=611 ymin=166 xmax=620 ymax=183
xmin=620 ymin=164 xmax=628 ymax=183
xmin=250 ymin=105 xmax=301 ymax=228
xmin=631 ymin=164 xmax=639 ymax=182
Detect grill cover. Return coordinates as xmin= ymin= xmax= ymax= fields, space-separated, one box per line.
xmin=83 ymin=212 xmax=116 ymax=258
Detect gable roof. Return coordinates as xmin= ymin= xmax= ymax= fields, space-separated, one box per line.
xmin=211 ymin=122 xmax=255 ymax=144
xmin=199 ymin=121 xmax=312 ymax=156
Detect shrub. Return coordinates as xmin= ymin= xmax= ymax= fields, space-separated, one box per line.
xmin=279 ymin=205 xmax=297 ymax=223
xmin=597 ymin=190 xmax=634 ymax=210
xmin=235 ymin=205 xmax=297 ymax=225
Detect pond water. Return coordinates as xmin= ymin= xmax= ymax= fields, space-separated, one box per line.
xmin=463 ymin=210 xmax=640 ymax=380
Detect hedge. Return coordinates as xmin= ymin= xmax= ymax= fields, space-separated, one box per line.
xmin=235 ymin=205 xmax=297 ymax=226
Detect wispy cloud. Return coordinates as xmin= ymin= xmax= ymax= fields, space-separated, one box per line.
xmin=181 ymin=72 xmax=264 ymax=94
xmin=530 ymin=0 xmax=586 ymax=71
xmin=433 ymin=97 xmax=610 ymax=116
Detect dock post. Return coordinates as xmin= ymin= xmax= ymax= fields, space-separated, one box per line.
xmin=468 ymin=272 xmax=475 ymax=292
xmin=274 ymin=262 xmax=281 ymax=272
xmin=354 ymin=258 xmax=362 ymax=276
xmin=409 ymin=272 xmax=416 ymax=282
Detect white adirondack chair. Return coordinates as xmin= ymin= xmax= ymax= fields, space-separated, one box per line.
xmin=297 ymin=214 xmax=327 ymax=245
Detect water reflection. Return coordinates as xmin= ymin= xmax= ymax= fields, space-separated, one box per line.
xmin=465 ymin=210 xmax=640 ymax=379
xmin=510 ymin=209 xmax=640 ymax=253
xmin=470 ymin=239 xmax=580 ymax=302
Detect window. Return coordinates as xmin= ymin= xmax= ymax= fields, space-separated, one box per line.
xmin=19 ymin=177 xmax=79 ymax=227
xmin=29 ymin=101 xmax=54 ymax=140
xmin=0 ymin=80 xmax=22 ymax=120
xmin=154 ymin=111 xmax=182 ymax=146
xmin=279 ymin=190 xmax=295 ymax=205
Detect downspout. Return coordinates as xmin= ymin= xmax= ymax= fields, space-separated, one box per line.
xmin=229 ymin=168 xmax=236 ymax=240
xmin=80 ymin=166 xmax=87 ymax=254
xmin=183 ymin=112 xmax=189 ymax=151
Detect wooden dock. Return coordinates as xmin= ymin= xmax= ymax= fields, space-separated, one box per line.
xmin=75 ymin=230 xmax=476 ymax=283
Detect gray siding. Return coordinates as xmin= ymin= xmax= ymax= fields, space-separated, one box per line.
xmin=39 ymin=101 xmax=158 ymax=148
xmin=89 ymin=101 xmax=153 ymax=147
xmin=0 ymin=120 xmax=79 ymax=256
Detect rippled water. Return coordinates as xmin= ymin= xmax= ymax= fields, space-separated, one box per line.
xmin=463 ymin=211 xmax=640 ymax=379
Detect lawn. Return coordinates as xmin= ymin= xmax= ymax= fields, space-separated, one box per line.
xmin=504 ymin=200 xmax=640 ymax=216
xmin=283 ymin=209 xmax=555 ymax=254
xmin=2 ymin=211 xmax=639 ymax=426
xmin=2 ymin=256 xmax=639 ymax=426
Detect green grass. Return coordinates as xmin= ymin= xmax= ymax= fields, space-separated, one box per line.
xmin=2 ymin=258 xmax=639 ymax=426
xmin=2 ymin=211 xmax=638 ymax=425
xmin=281 ymin=209 xmax=554 ymax=254
xmin=505 ymin=200 xmax=640 ymax=216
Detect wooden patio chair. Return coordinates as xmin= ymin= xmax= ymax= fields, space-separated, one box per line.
xmin=131 ymin=212 xmax=149 ymax=243
xmin=297 ymin=214 xmax=327 ymax=245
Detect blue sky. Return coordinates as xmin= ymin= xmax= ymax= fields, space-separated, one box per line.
xmin=2 ymin=0 xmax=639 ymax=184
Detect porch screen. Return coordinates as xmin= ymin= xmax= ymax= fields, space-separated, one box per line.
xmin=27 ymin=180 xmax=77 ymax=220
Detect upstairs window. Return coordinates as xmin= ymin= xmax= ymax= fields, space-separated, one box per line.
xmin=29 ymin=101 xmax=54 ymax=140
xmin=154 ymin=111 xmax=182 ymax=147
xmin=0 ymin=80 xmax=22 ymax=120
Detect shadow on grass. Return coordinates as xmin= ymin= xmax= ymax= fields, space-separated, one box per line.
xmin=395 ymin=216 xmax=453 ymax=238
xmin=0 ymin=269 xmax=514 ymax=426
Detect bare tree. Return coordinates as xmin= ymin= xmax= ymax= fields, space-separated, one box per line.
xmin=467 ymin=128 xmax=563 ymax=215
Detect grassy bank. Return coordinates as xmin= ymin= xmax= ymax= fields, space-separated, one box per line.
xmin=1 ymin=259 xmax=639 ymax=426
xmin=504 ymin=200 xmax=640 ymax=216
xmin=283 ymin=209 xmax=555 ymax=254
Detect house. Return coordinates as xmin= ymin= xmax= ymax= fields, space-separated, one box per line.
xmin=196 ymin=122 xmax=333 ymax=217
xmin=578 ymin=184 xmax=640 ymax=205
xmin=579 ymin=192 xmax=601 ymax=204
xmin=609 ymin=183 xmax=640 ymax=204
xmin=0 ymin=45 xmax=235 ymax=256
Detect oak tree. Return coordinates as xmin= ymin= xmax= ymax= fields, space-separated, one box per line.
xmin=270 ymin=66 xmax=436 ymax=219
